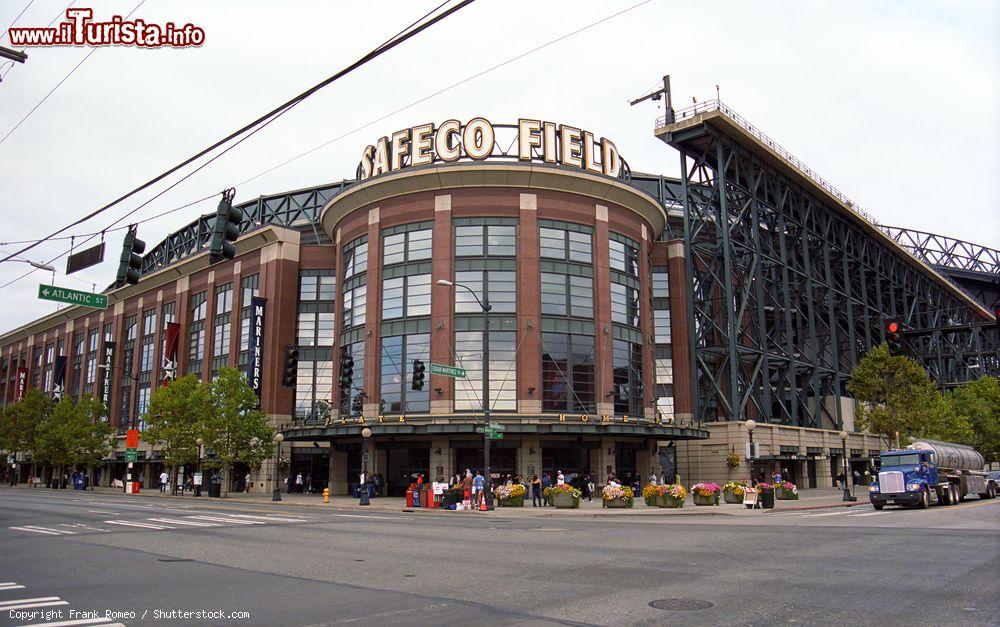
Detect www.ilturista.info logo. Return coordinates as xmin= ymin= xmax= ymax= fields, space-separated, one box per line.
xmin=7 ymin=8 xmax=205 ymax=48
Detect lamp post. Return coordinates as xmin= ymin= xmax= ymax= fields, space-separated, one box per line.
xmin=745 ymin=419 xmax=756 ymax=485
xmin=839 ymin=431 xmax=856 ymax=502
xmin=438 ymin=279 xmax=493 ymax=510
xmin=360 ymin=427 xmax=372 ymax=506
xmin=194 ymin=437 xmax=203 ymax=497
xmin=272 ymin=433 xmax=284 ymax=502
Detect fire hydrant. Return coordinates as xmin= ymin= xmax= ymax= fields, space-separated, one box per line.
xmin=323 ymin=488 xmax=330 ymax=504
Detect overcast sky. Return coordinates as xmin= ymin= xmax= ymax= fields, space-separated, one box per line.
xmin=0 ymin=0 xmax=997 ymax=332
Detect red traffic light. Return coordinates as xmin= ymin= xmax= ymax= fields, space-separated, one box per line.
xmin=887 ymin=321 xmax=899 ymax=334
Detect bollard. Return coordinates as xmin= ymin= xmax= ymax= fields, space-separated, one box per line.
xmin=323 ymin=487 xmax=330 ymax=504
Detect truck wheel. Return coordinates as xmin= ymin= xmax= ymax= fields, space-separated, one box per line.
xmin=990 ymin=484 xmax=997 ymax=499
xmin=941 ymin=487 xmax=952 ymax=506
xmin=872 ymin=503 xmax=884 ymax=510
xmin=952 ymin=485 xmax=960 ymax=504
xmin=919 ymin=488 xmax=929 ymax=509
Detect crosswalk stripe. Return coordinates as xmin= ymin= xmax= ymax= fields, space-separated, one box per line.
xmin=2 ymin=600 xmax=69 ymax=611
xmin=187 ymin=516 xmax=262 ymax=525
xmin=0 ymin=584 xmax=26 ymax=591
xmin=0 ymin=582 xmax=20 ymax=586
xmin=802 ymin=511 xmax=851 ymax=517
xmin=24 ymin=525 xmax=75 ymax=534
xmin=9 ymin=526 xmax=68 ymax=535
xmin=16 ymin=618 xmax=116 ymax=627
xmin=0 ymin=597 xmax=61 ymax=607
xmin=224 ymin=514 xmax=308 ymax=522
xmin=147 ymin=518 xmax=217 ymax=527
xmin=847 ymin=512 xmax=883 ymax=517
xmin=104 ymin=520 xmax=172 ymax=530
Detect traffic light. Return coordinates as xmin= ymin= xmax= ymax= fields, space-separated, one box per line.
xmin=885 ymin=320 xmax=903 ymax=355
xmin=281 ymin=346 xmax=298 ymax=387
xmin=411 ymin=359 xmax=425 ymax=390
xmin=115 ymin=226 xmax=146 ymax=286
xmin=340 ymin=355 xmax=354 ymax=389
xmin=210 ymin=188 xmax=242 ymax=262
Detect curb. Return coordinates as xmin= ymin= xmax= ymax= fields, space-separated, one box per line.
xmin=763 ymin=500 xmax=867 ymax=513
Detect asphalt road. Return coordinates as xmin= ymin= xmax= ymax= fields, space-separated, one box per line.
xmin=1 ymin=488 xmax=998 ymax=626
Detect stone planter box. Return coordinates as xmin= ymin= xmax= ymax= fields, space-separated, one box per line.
xmin=498 ymin=496 xmax=524 ymax=507
xmin=657 ymin=494 xmax=684 ymax=508
xmin=693 ymin=493 xmax=719 ymax=506
xmin=723 ymin=490 xmax=743 ymax=504
xmin=553 ymin=491 xmax=579 ymax=509
xmin=776 ymin=490 xmax=799 ymax=500
xmin=602 ymin=498 xmax=632 ymax=509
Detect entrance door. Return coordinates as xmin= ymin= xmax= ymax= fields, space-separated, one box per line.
xmin=454 ymin=447 xmax=517 ymax=482
xmin=541 ymin=446 xmax=589 ymax=485
xmin=806 ymin=460 xmax=817 ymax=488
xmin=385 ymin=447 xmax=430 ymax=496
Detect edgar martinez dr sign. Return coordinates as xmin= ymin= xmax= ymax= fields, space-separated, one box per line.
xmin=357 ymin=118 xmax=627 ymax=181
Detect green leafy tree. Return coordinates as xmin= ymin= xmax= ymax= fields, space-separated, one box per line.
xmin=202 ymin=367 xmax=273 ymax=494
xmin=847 ymin=344 xmax=943 ymax=444
xmin=35 ymin=398 xmax=78 ymax=484
xmin=8 ymin=389 xmax=53 ymax=481
xmin=35 ymin=395 xmax=113 ymax=486
xmin=144 ymin=374 xmax=211 ymax=487
xmin=923 ymin=393 xmax=974 ymax=445
xmin=950 ymin=376 xmax=1000 ymax=463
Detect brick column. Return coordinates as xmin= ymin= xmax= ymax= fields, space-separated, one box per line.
xmin=666 ymin=239 xmax=693 ymax=424
xmin=517 ymin=193 xmax=541 ymax=414
xmin=430 ymin=195 xmax=454 ymax=414
xmin=593 ymin=205 xmax=614 ymax=416
xmin=363 ymin=207 xmax=381 ymax=418
xmin=638 ymin=223 xmax=655 ymax=421
xmin=260 ymin=240 xmax=301 ymax=417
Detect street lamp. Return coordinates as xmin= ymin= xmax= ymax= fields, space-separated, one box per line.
xmin=745 ymin=419 xmax=756 ymax=485
xmin=839 ymin=431 xmax=856 ymax=502
xmin=360 ymin=427 xmax=372 ymax=506
xmin=14 ymin=259 xmax=56 ymax=272
xmin=194 ymin=437 xmax=204 ymax=497
xmin=272 ymin=433 xmax=284 ymax=502
xmin=437 ymin=278 xmax=494 ymax=510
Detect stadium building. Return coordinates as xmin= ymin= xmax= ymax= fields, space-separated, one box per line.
xmin=2 ymin=103 xmax=997 ymax=496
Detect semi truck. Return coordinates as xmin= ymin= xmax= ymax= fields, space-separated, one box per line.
xmin=868 ymin=439 xmax=998 ymax=510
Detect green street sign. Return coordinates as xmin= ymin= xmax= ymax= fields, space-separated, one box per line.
xmin=125 ymin=448 xmax=137 ymax=462
xmin=488 ymin=432 xmax=503 ymax=440
xmin=430 ymin=363 xmax=467 ymax=379
xmin=489 ymin=422 xmax=506 ymax=431
xmin=475 ymin=427 xmax=486 ymax=434
xmin=38 ymin=284 xmax=108 ymax=310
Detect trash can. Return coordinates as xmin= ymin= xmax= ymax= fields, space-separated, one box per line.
xmin=760 ymin=488 xmax=775 ymax=509
xmin=208 ymin=483 xmax=222 ymax=498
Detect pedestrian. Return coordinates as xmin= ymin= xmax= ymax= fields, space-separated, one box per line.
xmin=244 ymin=471 xmax=252 ymax=493
xmin=531 ymin=474 xmax=542 ymax=507
xmin=649 ymin=470 xmax=658 ymax=486
xmin=836 ymin=471 xmax=846 ymax=490
xmin=296 ymin=472 xmax=304 ymax=493
xmin=159 ymin=469 xmax=169 ymax=493
xmin=541 ymin=472 xmax=551 ymax=490
xmin=852 ymin=469 xmax=861 ymax=486
xmin=556 ymin=470 xmax=565 ymax=486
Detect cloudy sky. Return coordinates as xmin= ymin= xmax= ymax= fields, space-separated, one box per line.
xmin=0 ymin=0 xmax=997 ymax=332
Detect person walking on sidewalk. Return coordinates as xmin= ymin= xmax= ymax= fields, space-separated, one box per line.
xmin=472 ymin=470 xmax=484 ymax=506
xmin=159 ymin=470 xmax=169 ymax=493
xmin=244 ymin=472 xmax=252 ymax=493
xmin=531 ymin=474 xmax=542 ymax=507
xmin=295 ymin=472 xmax=304 ymax=493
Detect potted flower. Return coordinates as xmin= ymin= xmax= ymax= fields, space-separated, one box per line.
xmin=726 ymin=449 xmax=741 ymax=470
xmin=776 ymin=481 xmax=799 ymax=500
xmin=642 ymin=484 xmax=659 ymax=507
xmin=542 ymin=486 xmax=554 ymax=506
xmin=551 ymin=483 xmax=581 ymax=508
xmin=494 ymin=483 xmax=526 ymax=507
xmin=601 ymin=484 xmax=634 ymax=508
xmin=657 ymin=483 xmax=687 ymax=508
xmin=722 ymin=481 xmax=748 ymax=504
xmin=756 ymin=482 xmax=775 ymax=509
xmin=691 ymin=482 xmax=721 ymax=506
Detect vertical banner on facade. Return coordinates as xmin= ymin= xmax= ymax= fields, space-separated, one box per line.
xmin=99 ymin=341 xmax=116 ymax=421
xmin=245 ymin=297 xmax=266 ymax=407
xmin=51 ymin=355 xmax=67 ymax=401
xmin=15 ymin=367 xmax=28 ymax=403
xmin=162 ymin=322 xmax=180 ymax=384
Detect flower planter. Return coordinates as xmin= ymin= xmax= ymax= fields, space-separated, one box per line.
xmin=693 ymin=493 xmax=719 ymax=506
xmin=553 ymin=491 xmax=579 ymax=509
xmin=602 ymin=498 xmax=632 ymax=509
xmin=644 ymin=496 xmax=657 ymax=507
xmin=498 ymin=496 xmax=524 ymax=507
xmin=657 ymin=494 xmax=684 ymax=508
xmin=723 ymin=490 xmax=743 ymax=504
xmin=776 ymin=490 xmax=799 ymax=500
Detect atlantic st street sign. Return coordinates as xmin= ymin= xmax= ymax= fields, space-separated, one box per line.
xmin=38 ymin=284 xmax=108 ymax=309
xmin=430 ymin=363 xmax=467 ymax=379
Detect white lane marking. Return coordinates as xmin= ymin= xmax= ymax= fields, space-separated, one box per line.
xmin=329 ymin=513 xmax=403 ymax=521
xmin=0 ymin=585 xmax=25 ymax=591
xmin=186 ymin=516 xmax=262 ymax=525
xmin=9 ymin=527 xmax=62 ymax=536
xmin=60 ymin=523 xmax=110 ymax=533
xmin=19 ymin=525 xmax=74 ymax=535
xmin=0 ymin=582 xmax=24 ymax=588
xmin=16 ymin=618 xmax=117 ymax=627
xmin=223 ymin=514 xmax=308 ymax=522
xmin=848 ymin=512 xmax=883 ymax=517
xmin=88 ymin=510 xmax=115 ymax=514
xmin=147 ymin=518 xmax=217 ymax=527
xmin=802 ymin=511 xmax=852 ymax=517
xmin=0 ymin=597 xmax=62 ymax=607
xmin=0 ymin=601 xmax=68 ymax=611
xmin=104 ymin=520 xmax=172 ymax=530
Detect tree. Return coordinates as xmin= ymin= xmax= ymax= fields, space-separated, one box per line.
xmin=847 ymin=344 xmax=943 ymax=445
xmin=8 ymin=389 xmax=53 ymax=481
xmin=950 ymin=376 xmax=1000 ymax=464
xmin=35 ymin=395 xmax=113 ymax=487
xmin=35 ymin=398 xmax=78 ymax=485
xmin=202 ymin=367 xmax=273 ymax=495
xmin=144 ymin=374 xmax=211 ymax=487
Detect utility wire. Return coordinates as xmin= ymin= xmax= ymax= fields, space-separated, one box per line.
xmin=0 ymin=0 xmax=36 ymax=42
xmin=0 ymin=0 xmax=477 ymax=266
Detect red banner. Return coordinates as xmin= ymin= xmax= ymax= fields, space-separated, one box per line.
xmin=162 ymin=322 xmax=180 ymax=384
xmin=15 ymin=367 xmax=27 ymax=402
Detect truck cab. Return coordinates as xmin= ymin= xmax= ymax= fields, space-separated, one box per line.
xmin=868 ymin=449 xmax=937 ymax=509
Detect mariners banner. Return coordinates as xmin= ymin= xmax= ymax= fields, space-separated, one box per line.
xmin=99 ymin=341 xmax=115 ymax=421
xmin=52 ymin=355 xmax=67 ymax=401
xmin=245 ymin=297 xmax=266 ymax=406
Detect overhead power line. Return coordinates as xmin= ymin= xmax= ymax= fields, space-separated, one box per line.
xmin=0 ymin=0 xmax=37 ymax=43
xmin=0 ymin=0 xmax=477 ymax=267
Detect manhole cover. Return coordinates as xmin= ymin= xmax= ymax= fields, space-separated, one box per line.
xmin=649 ymin=599 xmax=714 ymax=611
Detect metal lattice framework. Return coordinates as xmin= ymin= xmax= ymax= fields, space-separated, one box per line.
xmin=881 ymin=227 xmax=1000 ymax=275
xmin=658 ymin=103 xmax=984 ymax=429
xmin=903 ymin=322 xmax=1000 ymax=388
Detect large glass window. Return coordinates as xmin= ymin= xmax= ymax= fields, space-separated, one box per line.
xmin=541 ymin=333 xmax=595 ymax=413
xmin=299 ymin=275 xmax=335 ymax=301
xmin=611 ymin=282 xmax=640 ymax=327
xmin=342 ymin=284 xmax=367 ymax=329
xmin=455 ymin=225 xmax=516 ymax=257
xmin=383 ymin=228 xmax=432 ymax=266
xmin=297 ymin=312 xmax=335 ymax=347
xmin=295 ymin=360 xmax=333 ymax=421
xmin=188 ymin=291 xmax=206 ymax=377
xmin=84 ymin=329 xmax=98 ymax=394
xmin=655 ymin=358 xmax=673 ymax=385
xmin=136 ymin=384 xmax=150 ymax=431
xmin=339 ymin=341 xmax=366 ymax=417
xmin=71 ymin=332 xmax=83 ymax=397
xmin=382 ymin=274 xmax=431 ymax=320
xmin=379 ymin=333 xmax=430 ymax=414
xmin=237 ymin=275 xmax=258 ymax=357
xmin=652 ymin=269 xmax=670 ymax=299
xmin=613 ymin=339 xmax=643 ymax=416
xmin=540 ymin=273 xmax=593 ymax=318
xmin=610 ymin=238 xmax=639 ymax=276
xmin=454 ymin=331 xmax=517 ymax=412
xmin=540 ymin=227 xmax=592 ymax=263
xmin=454 ymin=270 xmax=516 ymax=314
xmin=654 ymin=309 xmax=671 ymax=343
xmin=343 ymin=238 xmax=368 ymax=280
xmin=139 ymin=309 xmax=156 ymax=373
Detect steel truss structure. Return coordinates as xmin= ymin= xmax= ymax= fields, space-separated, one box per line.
xmin=904 ymin=322 xmax=1000 ymax=387
xmin=659 ymin=107 xmax=985 ymax=429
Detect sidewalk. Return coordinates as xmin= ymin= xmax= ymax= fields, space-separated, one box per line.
xmin=17 ymin=485 xmax=869 ymax=517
